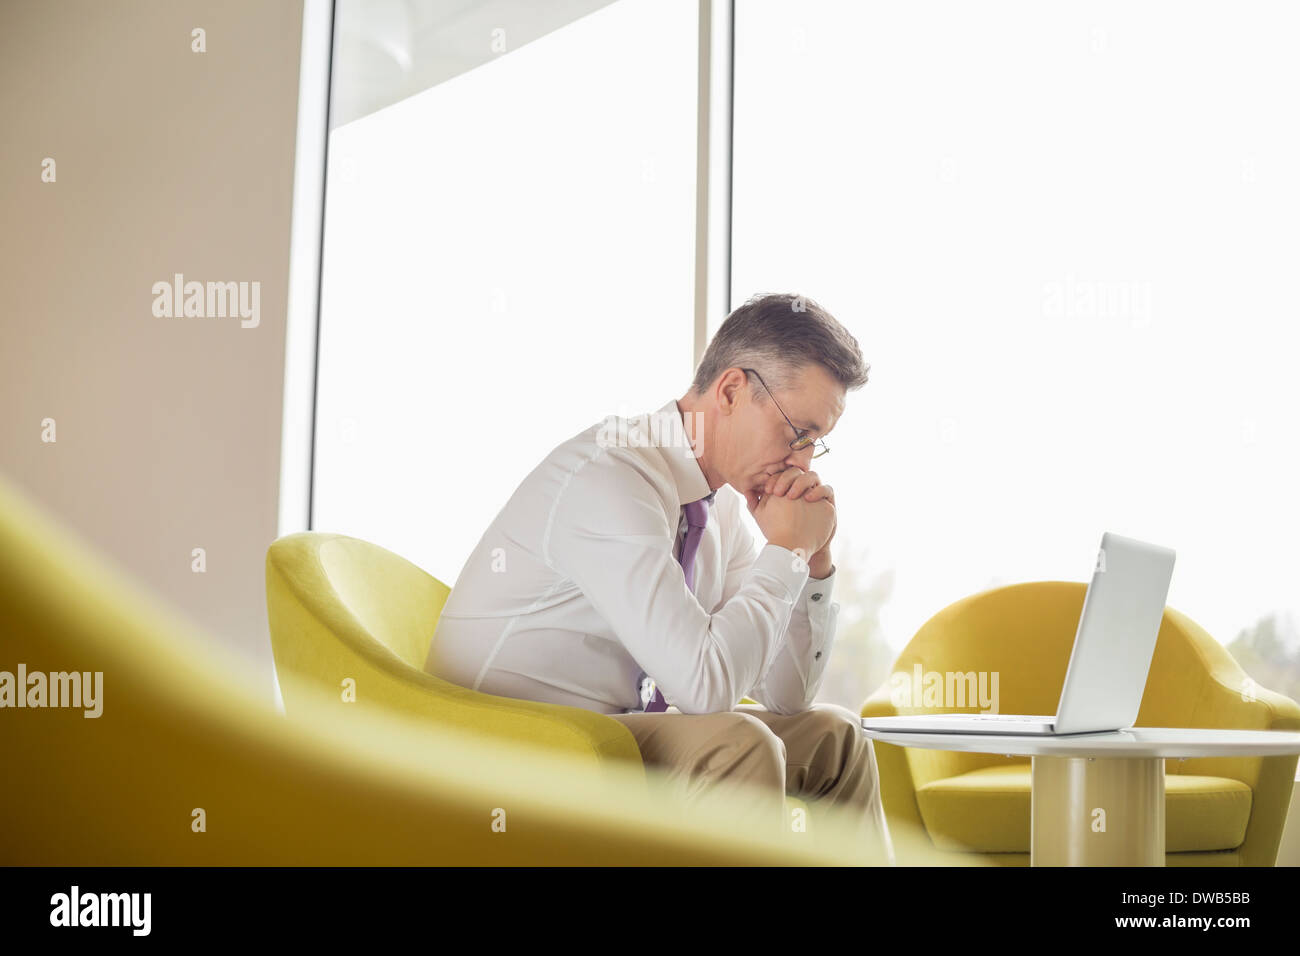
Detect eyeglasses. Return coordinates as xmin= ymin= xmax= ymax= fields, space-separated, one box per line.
xmin=740 ymin=368 xmax=830 ymax=459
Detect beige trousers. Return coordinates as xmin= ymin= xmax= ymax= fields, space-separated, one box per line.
xmin=609 ymin=701 xmax=894 ymax=863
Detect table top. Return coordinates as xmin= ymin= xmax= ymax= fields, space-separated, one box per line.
xmin=858 ymin=725 xmax=1300 ymax=758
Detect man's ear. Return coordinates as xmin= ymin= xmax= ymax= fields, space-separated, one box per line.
xmin=717 ymin=367 xmax=747 ymax=416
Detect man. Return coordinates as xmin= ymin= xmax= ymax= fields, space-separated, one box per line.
xmin=425 ymin=292 xmax=893 ymax=861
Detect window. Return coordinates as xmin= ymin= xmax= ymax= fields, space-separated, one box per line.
xmin=314 ymin=0 xmax=699 ymax=583
xmin=732 ymin=0 xmax=1300 ymax=708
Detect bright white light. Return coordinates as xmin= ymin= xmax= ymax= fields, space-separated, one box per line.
xmin=315 ymin=0 xmax=698 ymax=585
xmin=732 ymin=0 xmax=1300 ymax=662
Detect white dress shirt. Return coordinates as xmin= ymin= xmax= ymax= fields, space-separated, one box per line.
xmin=423 ymin=398 xmax=840 ymax=716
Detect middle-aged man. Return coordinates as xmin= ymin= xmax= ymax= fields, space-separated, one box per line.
xmin=425 ymin=292 xmax=893 ymax=860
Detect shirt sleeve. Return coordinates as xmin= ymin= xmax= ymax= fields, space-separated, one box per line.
xmin=717 ymin=490 xmax=840 ymax=715
xmin=541 ymin=450 xmax=808 ymax=715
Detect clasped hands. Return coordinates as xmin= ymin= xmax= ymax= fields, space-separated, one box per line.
xmin=743 ymin=466 xmax=836 ymax=578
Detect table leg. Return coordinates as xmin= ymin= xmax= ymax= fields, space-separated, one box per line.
xmin=1031 ymin=755 xmax=1164 ymax=866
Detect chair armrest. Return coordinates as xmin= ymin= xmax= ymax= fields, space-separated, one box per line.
xmin=267 ymin=557 xmax=644 ymax=778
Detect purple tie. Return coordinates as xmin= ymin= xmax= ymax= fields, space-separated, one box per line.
xmin=644 ymin=492 xmax=712 ymax=712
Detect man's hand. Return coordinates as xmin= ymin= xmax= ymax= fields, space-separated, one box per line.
xmin=744 ymin=466 xmax=836 ymax=575
xmin=764 ymin=467 xmax=836 ymax=576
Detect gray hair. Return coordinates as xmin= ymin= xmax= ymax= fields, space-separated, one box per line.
xmin=690 ymin=292 xmax=870 ymax=402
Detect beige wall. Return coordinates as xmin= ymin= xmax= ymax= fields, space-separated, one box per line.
xmin=0 ymin=0 xmax=304 ymax=704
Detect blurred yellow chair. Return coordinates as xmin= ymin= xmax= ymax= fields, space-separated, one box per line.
xmin=0 ymin=471 xmax=897 ymax=865
xmin=862 ymin=581 xmax=1300 ymax=866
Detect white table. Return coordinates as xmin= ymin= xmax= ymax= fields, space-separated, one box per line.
xmin=859 ymin=726 xmax=1300 ymax=866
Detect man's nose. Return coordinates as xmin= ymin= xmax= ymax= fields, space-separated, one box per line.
xmin=785 ymin=445 xmax=816 ymax=469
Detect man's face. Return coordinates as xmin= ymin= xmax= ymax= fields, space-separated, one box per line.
xmin=717 ymin=363 xmax=846 ymax=496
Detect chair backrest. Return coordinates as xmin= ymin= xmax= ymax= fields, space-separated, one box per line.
xmin=892 ymin=581 xmax=1084 ymax=721
xmin=875 ymin=580 xmax=1300 ymax=787
xmin=266 ymin=531 xmax=450 ymax=671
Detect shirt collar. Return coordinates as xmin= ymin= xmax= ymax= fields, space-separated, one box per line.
xmin=648 ymin=398 xmax=715 ymax=506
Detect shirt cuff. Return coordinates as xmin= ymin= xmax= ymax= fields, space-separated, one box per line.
xmin=802 ymin=566 xmax=837 ymax=691
xmin=802 ymin=563 xmax=835 ymax=609
xmin=752 ymin=543 xmax=812 ymax=601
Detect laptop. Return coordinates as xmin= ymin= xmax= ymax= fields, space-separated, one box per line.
xmin=861 ymin=532 xmax=1176 ymax=736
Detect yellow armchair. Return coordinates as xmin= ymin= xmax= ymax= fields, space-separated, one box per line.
xmin=265 ymin=533 xmax=812 ymax=816
xmin=862 ymin=581 xmax=1300 ymax=866
xmin=266 ymin=532 xmax=642 ymax=774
